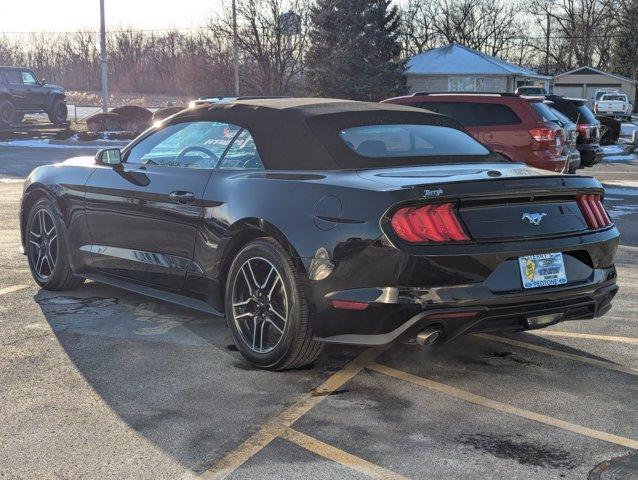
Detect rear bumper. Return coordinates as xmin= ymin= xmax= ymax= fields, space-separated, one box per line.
xmin=310 ymin=226 xmax=619 ymax=344
xmin=525 ymin=150 xmax=568 ymax=172
xmin=563 ymin=149 xmax=581 ymax=173
xmin=578 ymin=144 xmax=604 ymax=166
xmin=315 ymin=279 xmax=617 ymax=345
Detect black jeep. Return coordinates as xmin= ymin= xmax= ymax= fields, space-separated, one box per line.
xmin=0 ymin=67 xmax=68 ymax=128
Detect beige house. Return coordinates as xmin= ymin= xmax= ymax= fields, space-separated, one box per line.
xmin=405 ymin=44 xmax=551 ymax=94
xmin=553 ymin=66 xmax=636 ymax=107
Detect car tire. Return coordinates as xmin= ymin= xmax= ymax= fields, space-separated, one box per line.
xmin=225 ymin=238 xmax=322 ymax=370
xmin=47 ymin=98 xmax=68 ymax=125
xmin=0 ymin=99 xmax=15 ymax=127
xmin=26 ymin=197 xmax=85 ymax=291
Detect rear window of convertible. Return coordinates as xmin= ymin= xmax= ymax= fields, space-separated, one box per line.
xmin=339 ymin=124 xmax=490 ymax=159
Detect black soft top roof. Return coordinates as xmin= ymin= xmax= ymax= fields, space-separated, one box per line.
xmin=171 ymin=98 xmax=468 ymax=170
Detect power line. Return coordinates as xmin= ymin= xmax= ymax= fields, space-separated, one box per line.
xmin=0 ymin=27 xmax=201 ymax=35
xmin=0 ymin=30 xmax=625 ymax=41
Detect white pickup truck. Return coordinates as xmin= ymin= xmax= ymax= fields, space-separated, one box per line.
xmin=594 ymin=93 xmax=633 ymax=121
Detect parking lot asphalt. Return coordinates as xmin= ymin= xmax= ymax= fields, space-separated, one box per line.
xmin=0 ymin=144 xmax=636 ymax=479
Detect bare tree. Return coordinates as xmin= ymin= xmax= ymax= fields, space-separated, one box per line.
xmin=215 ymin=0 xmax=308 ymax=95
xmin=399 ymin=0 xmax=530 ymax=64
xmin=527 ymin=0 xmax=619 ymax=72
xmin=400 ymin=0 xmax=438 ymax=56
xmin=433 ymin=0 xmax=524 ymax=57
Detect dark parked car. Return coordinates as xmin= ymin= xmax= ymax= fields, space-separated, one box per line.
xmin=544 ymin=95 xmax=603 ymax=167
xmin=0 ymin=66 xmax=68 ymax=127
xmin=382 ymin=93 xmax=569 ymax=173
xmin=20 ymin=99 xmax=618 ymax=370
xmin=529 ymin=100 xmax=581 ymax=173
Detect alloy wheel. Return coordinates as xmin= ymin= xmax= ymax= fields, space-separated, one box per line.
xmin=0 ymin=103 xmax=14 ymax=125
xmin=29 ymin=209 xmax=58 ymax=281
xmin=231 ymin=257 xmax=288 ymax=354
xmin=55 ymin=103 xmax=67 ymax=121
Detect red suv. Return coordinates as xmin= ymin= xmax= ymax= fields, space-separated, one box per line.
xmin=382 ymin=93 xmax=568 ymax=172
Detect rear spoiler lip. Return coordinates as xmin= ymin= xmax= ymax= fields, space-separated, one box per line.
xmin=398 ymin=174 xmax=604 ymax=200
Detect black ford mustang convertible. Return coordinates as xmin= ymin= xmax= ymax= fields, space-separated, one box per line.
xmin=20 ymin=98 xmax=619 ymax=369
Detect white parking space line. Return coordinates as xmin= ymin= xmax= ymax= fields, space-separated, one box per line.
xmin=476 ymin=334 xmax=638 ymax=376
xmin=530 ymin=331 xmax=638 ymax=345
xmin=368 ymin=362 xmax=638 ymax=450
xmin=201 ymin=346 xmax=389 ymax=480
xmin=281 ymin=428 xmax=409 ymax=480
xmin=0 ymin=285 xmax=30 ymax=296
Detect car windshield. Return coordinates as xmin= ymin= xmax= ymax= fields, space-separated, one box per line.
xmin=596 ymin=91 xmax=614 ymax=100
xmin=575 ymin=104 xmax=597 ymax=124
xmin=339 ymin=124 xmax=490 ymax=159
xmin=530 ymin=102 xmax=560 ymax=123
xmin=601 ymin=94 xmax=625 ymax=101
xmin=549 ymin=107 xmax=573 ymax=126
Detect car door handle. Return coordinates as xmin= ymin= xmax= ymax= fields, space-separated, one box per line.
xmin=169 ymin=191 xmax=195 ymax=204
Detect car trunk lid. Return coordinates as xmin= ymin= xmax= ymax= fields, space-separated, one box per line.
xmin=458 ymin=198 xmax=586 ymax=241
xmin=363 ymin=164 xmax=609 ymax=244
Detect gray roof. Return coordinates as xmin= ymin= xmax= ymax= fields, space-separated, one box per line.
xmin=406 ymin=44 xmax=550 ymax=79
xmin=554 ymin=66 xmax=637 ymax=84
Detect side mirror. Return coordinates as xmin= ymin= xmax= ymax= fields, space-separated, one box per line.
xmin=40 ymin=78 xmax=46 ymax=86
xmin=96 ymin=148 xmax=122 ymax=166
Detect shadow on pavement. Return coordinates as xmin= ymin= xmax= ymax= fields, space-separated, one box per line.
xmin=35 ymin=282 xmax=361 ymax=474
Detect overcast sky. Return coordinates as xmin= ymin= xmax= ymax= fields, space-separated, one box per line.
xmin=1 ymin=0 xmax=224 ymax=33
xmin=1 ymin=1 xmax=406 ymax=34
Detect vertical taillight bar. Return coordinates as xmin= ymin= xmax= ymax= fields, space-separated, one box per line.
xmin=577 ymin=194 xmax=612 ymax=230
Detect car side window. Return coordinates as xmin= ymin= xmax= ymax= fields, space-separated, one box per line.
xmin=5 ymin=71 xmax=21 ymax=84
xmin=125 ymin=121 xmax=241 ymax=169
xmin=217 ymin=128 xmax=264 ymax=170
xmin=434 ymin=102 xmax=480 ymax=127
xmin=414 ymin=102 xmax=475 ymax=124
xmin=472 ymin=103 xmax=521 ymax=126
xmin=21 ymin=71 xmax=38 ymax=85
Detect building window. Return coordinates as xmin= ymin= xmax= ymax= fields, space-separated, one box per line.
xmin=448 ymin=76 xmax=485 ymax=92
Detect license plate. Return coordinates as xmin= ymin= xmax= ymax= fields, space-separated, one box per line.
xmin=518 ymin=253 xmax=567 ymax=289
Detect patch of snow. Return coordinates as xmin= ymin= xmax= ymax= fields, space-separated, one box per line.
xmin=605 ymin=187 xmax=638 ymax=197
xmin=604 ymin=154 xmax=637 ymax=163
xmin=0 ymin=178 xmax=24 ymax=183
xmin=604 ymin=180 xmax=638 ymax=188
xmin=607 ymin=203 xmax=638 ymax=219
xmin=407 ymin=44 xmax=537 ymax=76
xmin=602 ymin=144 xmax=625 ymax=155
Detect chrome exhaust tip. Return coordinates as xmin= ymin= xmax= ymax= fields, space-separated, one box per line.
xmin=415 ymin=328 xmax=443 ymax=346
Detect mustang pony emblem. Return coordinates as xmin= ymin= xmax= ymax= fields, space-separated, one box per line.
xmin=521 ymin=212 xmax=547 ymax=225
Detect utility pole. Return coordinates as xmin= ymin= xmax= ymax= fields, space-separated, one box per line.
xmin=232 ymin=0 xmax=240 ymax=96
xmin=545 ymin=11 xmax=550 ymax=76
xmin=99 ymin=0 xmax=108 ymax=112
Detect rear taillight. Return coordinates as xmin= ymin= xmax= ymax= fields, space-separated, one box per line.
xmin=577 ymin=194 xmax=612 ymax=230
xmin=528 ymin=127 xmax=556 ymax=143
xmin=390 ymin=203 xmax=470 ymax=243
xmin=529 ymin=127 xmax=563 ymax=153
xmin=576 ymin=123 xmax=591 ymax=140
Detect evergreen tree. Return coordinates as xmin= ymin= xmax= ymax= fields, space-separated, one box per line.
xmin=305 ymin=0 xmax=405 ymax=101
